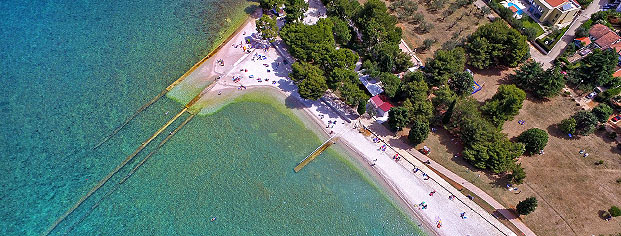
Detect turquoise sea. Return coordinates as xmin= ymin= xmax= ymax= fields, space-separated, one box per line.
xmin=0 ymin=0 xmax=424 ymax=235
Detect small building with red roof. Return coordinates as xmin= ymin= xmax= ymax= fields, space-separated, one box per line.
xmin=369 ymin=95 xmax=393 ymax=119
xmin=574 ymin=37 xmax=591 ymax=47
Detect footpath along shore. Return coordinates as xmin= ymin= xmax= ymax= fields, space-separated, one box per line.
xmin=166 ymin=6 xmax=521 ymax=235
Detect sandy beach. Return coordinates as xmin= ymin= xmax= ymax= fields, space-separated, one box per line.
xmin=166 ymin=6 xmax=517 ymax=236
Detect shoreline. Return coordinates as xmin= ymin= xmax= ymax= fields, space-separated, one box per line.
xmin=193 ymin=86 xmax=436 ymax=235
xmin=163 ymin=6 xmax=514 ymax=235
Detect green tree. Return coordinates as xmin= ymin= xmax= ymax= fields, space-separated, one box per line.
xmin=256 ymin=15 xmax=278 ymax=42
xmin=559 ymin=118 xmax=576 ymax=134
xmin=425 ymin=47 xmax=466 ymax=86
xmin=408 ymin=99 xmax=434 ymax=122
xmin=357 ymin=100 xmax=367 ymax=115
xmin=572 ymin=48 xmax=617 ymax=87
xmin=259 ymin=0 xmax=284 ymax=9
xmin=432 ymin=86 xmax=457 ymax=113
xmin=330 ymin=17 xmax=351 ymax=45
xmin=400 ymin=75 xmax=429 ymax=101
xmin=408 ymin=120 xmax=430 ymax=145
xmin=610 ymin=206 xmax=621 ymax=217
xmin=449 ymin=71 xmax=474 ymax=96
xmin=573 ymin=111 xmax=599 ymax=135
xmin=328 ymin=67 xmax=358 ymax=88
xmin=517 ymin=128 xmax=549 ymax=155
xmin=290 ymin=62 xmax=328 ymax=100
xmin=508 ymin=163 xmax=526 ymax=185
xmin=280 ymin=21 xmax=335 ymax=62
xmin=387 ymin=106 xmax=411 ymax=130
xmin=285 ymin=0 xmax=309 ymax=23
xmin=466 ymin=21 xmax=528 ymax=69
xmin=298 ymin=76 xmax=328 ymax=100
xmin=379 ymin=72 xmax=401 ymax=98
xmin=321 ymin=48 xmax=359 ymax=71
xmin=325 ymin=0 xmax=361 ymax=20
xmin=592 ymin=103 xmax=614 ymax=123
xmin=339 ymin=79 xmax=369 ymax=106
xmin=481 ymin=85 xmax=526 ymax=127
xmin=516 ymin=197 xmax=538 ymax=215
xmin=512 ymin=61 xmax=564 ymax=99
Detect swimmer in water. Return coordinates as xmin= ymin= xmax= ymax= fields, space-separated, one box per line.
xmin=211 ymin=217 xmax=216 ymax=222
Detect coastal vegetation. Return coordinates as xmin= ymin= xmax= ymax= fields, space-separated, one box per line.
xmin=465 ymin=21 xmax=529 ymax=69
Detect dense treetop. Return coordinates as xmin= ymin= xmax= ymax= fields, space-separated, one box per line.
xmin=466 ymin=21 xmax=528 ymax=69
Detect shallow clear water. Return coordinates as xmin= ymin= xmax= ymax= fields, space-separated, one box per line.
xmin=0 ymin=0 xmax=424 ymax=235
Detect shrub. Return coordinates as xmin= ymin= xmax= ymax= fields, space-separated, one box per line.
xmin=418 ymin=21 xmax=434 ymax=33
xmin=610 ymin=206 xmax=621 ymax=217
xmin=595 ymin=160 xmax=604 ymax=165
xmin=422 ymin=39 xmax=436 ymax=51
xmin=516 ymin=197 xmax=538 ymax=215
xmin=573 ymin=111 xmax=599 ymax=135
xmin=517 ymin=128 xmax=548 ymax=155
xmin=559 ymin=118 xmax=577 ymax=134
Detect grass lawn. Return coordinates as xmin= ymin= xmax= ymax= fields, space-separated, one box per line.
xmin=520 ymin=17 xmax=544 ymax=37
xmin=420 ymin=66 xmax=621 ymax=236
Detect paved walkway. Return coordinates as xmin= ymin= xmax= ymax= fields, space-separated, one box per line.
xmin=529 ymin=0 xmax=607 ymax=69
xmin=360 ymin=118 xmax=536 ymax=236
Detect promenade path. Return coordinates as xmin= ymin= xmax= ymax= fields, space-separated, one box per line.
xmin=360 ymin=118 xmax=536 ymax=236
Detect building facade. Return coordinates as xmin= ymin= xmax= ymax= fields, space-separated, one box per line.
xmin=526 ymin=0 xmax=580 ymax=25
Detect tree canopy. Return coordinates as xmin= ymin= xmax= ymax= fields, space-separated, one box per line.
xmin=592 ymin=103 xmax=613 ymax=123
xmin=516 ymin=197 xmax=538 ymax=215
xmin=400 ymin=71 xmax=429 ymax=101
xmin=425 ymin=47 xmax=466 ymax=86
xmin=512 ymin=61 xmax=565 ymax=99
xmin=466 ymin=21 xmax=528 ymax=69
xmin=259 ymin=0 xmax=284 ymax=9
xmin=559 ymin=117 xmax=576 ymax=134
xmin=379 ymin=72 xmax=401 ymax=98
xmin=408 ymin=120 xmax=430 ymax=145
xmin=387 ymin=106 xmax=411 ymax=131
xmin=280 ymin=20 xmax=335 ymax=63
xmin=324 ymin=0 xmax=361 ymax=20
xmin=290 ymin=62 xmax=328 ymax=100
xmin=571 ymin=48 xmax=617 ymax=87
xmin=449 ymin=71 xmax=474 ymax=96
xmin=256 ymin=15 xmax=278 ymax=42
xmin=481 ymin=85 xmax=526 ymax=127
xmin=284 ymin=0 xmax=309 ymax=23
xmin=517 ymin=128 xmax=548 ymax=155
xmin=572 ymin=111 xmax=599 ymax=135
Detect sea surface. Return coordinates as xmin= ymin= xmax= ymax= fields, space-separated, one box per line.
xmin=0 ymin=0 xmax=424 ymax=235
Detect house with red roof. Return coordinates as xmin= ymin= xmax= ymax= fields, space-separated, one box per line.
xmin=573 ymin=37 xmax=591 ymax=47
xmin=589 ymin=24 xmax=621 ymax=50
xmin=369 ymin=95 xmax=393 ymax=120
xmin=525 ymin=0 xmax=580 ymax=25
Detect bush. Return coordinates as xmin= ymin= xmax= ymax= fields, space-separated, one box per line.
xmin=408 ymin=120 xmax=430 ymax=145
xmin=559 ymin=118 xmax=577 ymax=134
xmin=422 ymin=39 xmax=436 ymax=51
xmin=516 ymin=197 xmax=538 ymax=215
xmin=573 ymin=111 xmax=599 ymax=135
xmin=609 ymin=132 xmax=618 ymax=140
xmin=610 ymin=206 xmax=621 ymax=217
xmin=517 ymin=128 xmax=549 ymax=155
xmin=418 ymin=21 xmax=434 ymax=33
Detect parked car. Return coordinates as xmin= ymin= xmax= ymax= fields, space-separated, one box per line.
xmin=612 ymin=115 xmax=621 ymax=122
xmin=586 ymin=92 xmax=597 ymax=99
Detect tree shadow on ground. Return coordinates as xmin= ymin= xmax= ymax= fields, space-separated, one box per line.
xmin=244 ymin=3 xmax=260 ymax=16
xmin=546 ymin=123 xmax=577 ymax=140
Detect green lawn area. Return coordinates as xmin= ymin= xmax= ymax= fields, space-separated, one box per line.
xmin=521 ymin=17 xmax=544 ymax=37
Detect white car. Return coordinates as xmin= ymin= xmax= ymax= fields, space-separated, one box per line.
xmin=586 ymin=92 xmax=597 ymax=99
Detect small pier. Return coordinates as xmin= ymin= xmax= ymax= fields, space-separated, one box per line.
xmin=294 ymin=136 xmax=339 ymax=172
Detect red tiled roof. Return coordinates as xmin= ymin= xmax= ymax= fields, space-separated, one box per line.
xmin=545 ymin=0 xmax=568 ymax=7
xmin=614 ymin=69 xmax=621 ymax=78
xmin=370 ymin=95 xmax=393 ymax=112
xmin=509 ymin=6 xmax=518 ymax=13
xmin=378 ymin=102 xmax=393 ymax=112
xmin=611 ymin=42 xmax=621 ymax=54
xmin=575 ymin=37 xmax=591 ymax=46
xmin=595 ymin=31 xmax=621 ymax=49
xmin=590 ymin=24 xmax=611 ymax=39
